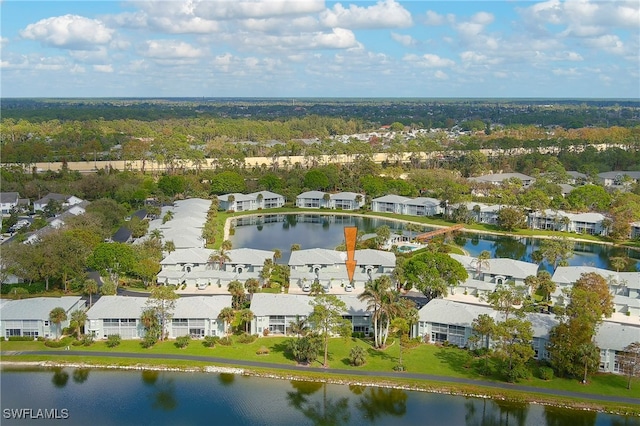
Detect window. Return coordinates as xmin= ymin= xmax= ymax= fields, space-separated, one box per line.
xmin=189 ymin=328 xmax=205 ymax=338
xmin=44 ymin=321 xmax=49 ymax=326
xmin=5 ymin=329 xmax=21 ymax=337
xmin=173 ymin=319 xmax=188 ymax=326
xmin=23 ymin=331 xmax=38 ymax=338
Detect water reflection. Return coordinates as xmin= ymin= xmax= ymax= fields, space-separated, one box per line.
xmin=51 ymin=367 xmax=69 ymax=388
xmin=141 ymin=371 xmax=177 ymax=412
xmin=543 ymin=405 xmax=596 ymax=426
xmin=354 ymin=387 xmax=407 ymax=423
xmin=464 ymin=398 xmax=528 ymax=426
xmin=218 ymin=373 xmax=235 ymax=386
xmin=287 ymin=381 xmax=350 ymax=426
xmin=72 ymin=368 xmax=90 ymax=384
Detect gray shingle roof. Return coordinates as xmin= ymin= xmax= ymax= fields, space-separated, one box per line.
xmin=595 ymin=322 xmax=640 ymax=351
xmin=0 ymin=192 xmax=19 ymax=204
xmin=1 ymin=297 xmax=83 ymax=320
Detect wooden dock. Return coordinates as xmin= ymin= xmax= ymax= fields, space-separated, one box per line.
xmin=415 ymin=224 xmax=464 ymax=241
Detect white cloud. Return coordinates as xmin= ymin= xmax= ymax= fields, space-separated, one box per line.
xmin=585 ymin=34 xmax=625 ymax=55
xmin=195 ymin=0 xmax=325 ymax=20
xmin=320 ymin=0 xmax=412 ymax=29
xmin=20 ymin=14 xmax=113 ymax=50
xmin=390 ymin=32 xmax=416 ymax=47
xmin=139 ymin=40 xmax=205 ymax=59
xmin=404 ymin=53 xmax=454 ymax=68
xmin=312 ymin=28 xmax=358 ymax=49
xmin=434 ymin=70 xmax=448 ymax=80
xmin=93 ymin=64 xmax=113 ymax=73
xmin=422 ymin=10 xmax=445 ymax=26
xmin=552 ymin=67 xmax=580 ymax=76
xmin=0 ymin=37 xmax=8 ymax=47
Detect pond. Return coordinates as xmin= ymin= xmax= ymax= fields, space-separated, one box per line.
xmin=230 ymin=214 xmax=640 ymax=271
xmin=1 ymin=367 xmax=637 ymax=426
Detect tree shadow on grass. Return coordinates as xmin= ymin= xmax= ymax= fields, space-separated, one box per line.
xmin=433 ymin=346 xmax=477 ymax=377
xmin=270 ymin=340 xmax=295 ymax=361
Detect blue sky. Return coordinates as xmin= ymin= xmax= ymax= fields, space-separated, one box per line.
xmin=1 ymin=0 xmax=638 ymax=98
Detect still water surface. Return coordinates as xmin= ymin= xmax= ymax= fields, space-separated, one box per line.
xmin=230 ymin=214 xmax=640 ymax=271
xmin=1 ymin=367 xmax=637 ymax=426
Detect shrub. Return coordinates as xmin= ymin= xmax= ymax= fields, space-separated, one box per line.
xmin=106 ymin=334 xmax=121 ymax=348
xmin=218 ymin=336 xmax=232 ymax=346
xmin=237 ymin=333 xmax=258 ymax=344
xmin=37 ymin=336 xmax=45 ymax=342
xmin=8 ymin=336 xmax=35 ymax=341
xmin=0 ymin=337 xmax=5 ymax=342
xmin=44 ymin=337 xmax=73 ymax=348
xmin=175 ymin=335 xmax=191 ymax=349
xmin=263 ymin=328 xmax=270 ymax=337
xmin=72 ymin=339 xmax=83 ymax=346
xmin=393 ymin=363 xmax=405 ymax=372
xmin=202 ymin=336 xmax=218 ymax=348
xmin=256 ymin=346 xmax=270 ymax=355
xmin=82 ymin=335 xmax=94 ymax=346
xmin=141 ymin=335 xmax=157 ymax=349
xmin=349 ymin=346 xmax=367 ymax=367
xmin=539 ymin=366 xmax=554 ymax=381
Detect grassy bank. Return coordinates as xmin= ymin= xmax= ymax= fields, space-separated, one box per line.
xmin=2 ymin=337 xmax=638 ymax=414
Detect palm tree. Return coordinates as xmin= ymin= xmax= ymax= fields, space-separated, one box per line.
xmin=162 ymin=210 xmax=174 ymax=224
xmin=610 ymin=256 xmax=628 ymax=272
xmin=221 ymin=240 xmax=233 ymax=251
xmin=472 ymin=204 xmax=482 ymax=223
xmin=49 ymin=307 xmax=67 ymax=340
xmin=164 ymin=240 xmax=176 ymax=254
xmin=290 ymin=243 xmax=302 ymax=252
xmin=322 ymin=193 xmax=331 ymax=208
xmin=228 ymin=280 xmax=246 ymax=310
xmin=227 ymin=195 xmax=235 ymax=211
xmin=83 ymin=279 xmax=98 ymax=308
xmin=472 ymin=250 xmax=491 ymax=279
xmin=70 ymin=309 xmax=87 ymax=337
xmin=149 ymin=229 xmax=163 ymax=241
xmin=240 ymin=309 xmax=254 ymax=333
xmin=358 ymin=275 xmax=391 ymax=348
xmin=288 ymin=316 xmax=309 ymax=338
xmin=272 ymin=248 xmax=282 ymax=263
xmin=209 ymin=249 xmax=231 ymax=270
xmin=244 ymin=278 xmax=260 ymax=297
xmin=218 ymin=307 xmax=236 ymax=337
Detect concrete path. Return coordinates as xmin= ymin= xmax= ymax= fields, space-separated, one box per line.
xmin=4 ymin=350 xmax=639 ymax=406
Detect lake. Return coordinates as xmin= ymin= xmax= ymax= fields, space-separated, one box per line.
xmin=1 ymin=367 xmax=637 ymax=426
xmin=230 ymin=214 xmax=640 ymax=271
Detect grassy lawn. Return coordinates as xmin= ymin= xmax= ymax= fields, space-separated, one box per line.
xmin=3 ymin=337 xmax=639 ymax=404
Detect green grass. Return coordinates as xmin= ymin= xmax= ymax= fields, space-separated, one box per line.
xmin=3 ymin=338 xmax=639 ymax=401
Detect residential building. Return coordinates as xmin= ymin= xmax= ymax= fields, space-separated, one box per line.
xmin=414 ymin=299 xmax=638 ymax=370
xmin=528 ymin=209 xmax=608 ymax=235
xmin=139 ymin=198 xmax=210 ymax=249
xmin=33 ymin=193 xmax=84 ymax=212
xmin=551 ymin=266 xmax=640 ymax=317
xmin=86 ymin=295 xmax=231 ymax=339
xmin=218 ymin=193 xmax=257 ymax=212
xmin=0 ymin=297 xmax=84 ymax=339
xmin=449 ymin=253 xmax=539 ymax=297
xmin=288 ymin=248 xmax=395 ymax=291
xmin=0 ymin=192 xmax=19 ymax=215
xmin=250 ymin=293 xmax=370 ymax=336
xmin=449 ymin=202 xmax=502 ymax=225
xmin=631 ymin=222 xmax=640 ymax=239
xmin=468 ymin=172 xmax=535 ymax=188
xmin=370 ymin=195 xmax=411 ymax=214
xmin=157 ymin=247 xmax=274 ymax=288
xmin=403 ymin=197 xmax=443 ymax=216
xmin=296 ymin=191 xmax=330 ymax=209
xmin=330 ymin=192 xmax=365 ymax=210
xmin=598 ymin=171 xmax=640 ymax=187
xmin=252 ymin=191 xmax=285 ymax=209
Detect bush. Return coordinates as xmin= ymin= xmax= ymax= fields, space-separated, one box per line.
xmin=256 ymin=346 xmax=270 ymax=355
xmin=538 ymin=366 xmax=554 ymax=381
xmin=202 ymin=336 xmax=218 ymax=348
xmin=263 ymin=328 xmax=270 ymax=337
xmin=44 ymin=337 xmax=73 ymax=348
xmin=106 ymin=334 xmax=121 ymax=348
xmin=218 ymin=336 xmax=232 ymax=346
xmin=37 ymin=336 xmax=45 ymax=342
xmin=0 ymin=337 xmax=5 ymax=342
xmin=175 ymin=335 xmax=191 ymax=349
xmin=141 ymin=335 xmax=157 ymax=349
xmin=8 ymin=336 xmax=36 ymax=341
xmin=237 ymin=333 xmax=258 ymax=344
xmin=82 ymin=335 xmax=94 ymax=346
xmin=72 ymin=339 xmax=83 ymax=346
xmin=349 ymin=346 xmax=367 ymax=367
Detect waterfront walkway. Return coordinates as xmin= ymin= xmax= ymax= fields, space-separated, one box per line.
xmin=3 ymin=350 xmax=639 ymax=406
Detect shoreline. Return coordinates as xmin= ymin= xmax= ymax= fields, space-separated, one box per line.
xmin=2 ymin=359 xmax=638 ymax=417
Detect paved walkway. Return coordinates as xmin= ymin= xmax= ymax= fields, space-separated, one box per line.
xmin=3 ymin=350 xmax=639 ymax=406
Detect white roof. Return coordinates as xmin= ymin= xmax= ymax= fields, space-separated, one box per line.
xmin=354 ymin=249 xmax=396 ymax=267
xmin=330 ymin=192 xmax=362 ymax=201
xmin=161 ymin=248 xmax=213 ymax=265
xmin=297 ymin=191 xmax=327 ymax=199
xmin=289 ymin=248 xmax=346 ymax=266
xmin=219 ymin=193 xmax=256 ymax=202
xmin=87 ymin=295 xmax=233 ymax=320
xmin=469 ymin=173 xmax=534 ymax=183
xmin=418 ymin=299 xmax=495 ymax=325
xmin=87 ymin=296 xmax=147 ymax=319
xmin=372 ymin=194 xmax=411 ymax=204
xmin=595 ymin=322 xmax=640 ymax=351
xmin=249 ymin=190 xmax=284 ymax=199
xmin=227 ymin=248 xmax=274 ymax=265
xmin=249 ymin=293 xmax=370 ymax=317
xmin=404 ymin=197 xmax=440 ymax=207
xmin=0 ymin=297 xmax=83 ymax=320
xmin=598 ymin=171 xmax=640 ymax=179
xmin=449 ymin=253 xmax=539 ymax=279
xmin=173 ymin=296 xmax=232 ymax=318
xmin=552 ymin=266 xmax=640 ymax=289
